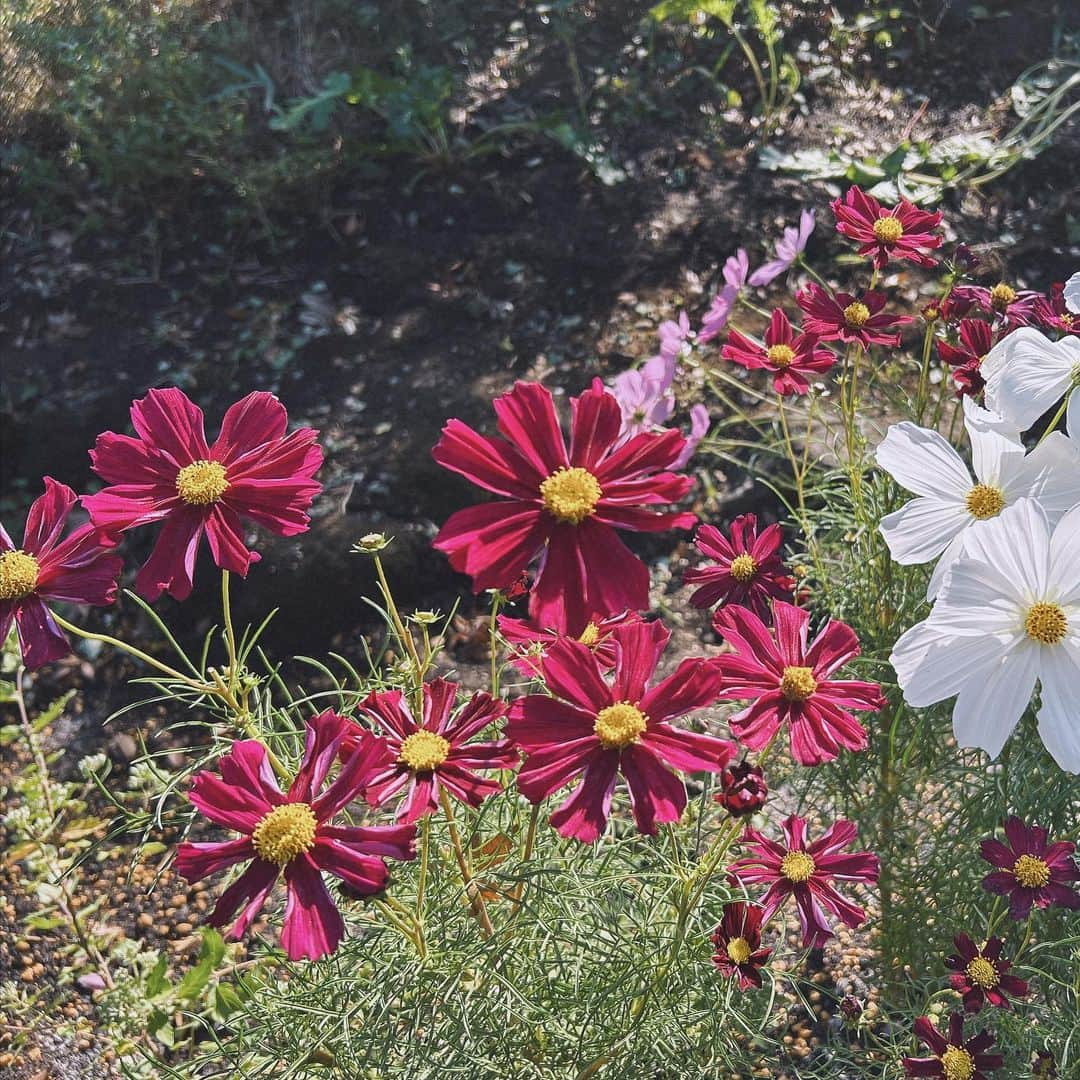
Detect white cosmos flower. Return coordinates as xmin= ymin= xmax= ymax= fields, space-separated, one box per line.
xmin=1065 ymin=271 xmax=1080 ymax=315
xmin=876 ymin=397 xmax=1080 ymax=598
xmin=982 ymin=326 xmax=1080 ymax=432
xmin=890 ymin=499 xmax=1080 ymax=772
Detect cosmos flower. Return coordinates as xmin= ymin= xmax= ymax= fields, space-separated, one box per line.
xmin=715 ymin=759 xmax=768 ymax=818
xmin=507 ymin=619 xmax=734 ymax=842
xmin=711 ymin=602 xmax=885 ymax=766
xmin=658 ymin=311 xmax=694 ymax=359
xmin=952 ymin=282 xmax=1041 ymax=330
xmin=1034 ymin=283 xmax=1079 ymax=337
xmin=890 ymin=500 xmax=1080 ymax=772
xmin=83 ymin=389 xmax=322 ymax=601
xmin=721 ymin=309 xmax=835 ymax=396
xmin=175 ymin=711 xmax=416 ymax=961
xmin=432 ymin=380 xmax=696 ymax=631
xmin=498 ymin=608 xmax=642 ymax=678
xmin=937 ymin=318 xmax=995 ymax=398
xmin=979 ymin=816 xmax=1080 ymax=921
xmin=610 ymin=354 xmax=676 ymax=438
xmin=982 ymin=326 xmax=1080 ymax=433
xmin=728 ymin=815 xmax=879 ymax=949
xmin=711 ymin=901 xmax=772 ymax=989
xmin=830 ymin=186 xmax=942 ymax=270
xmin=796 ymin=284 xmax=913 ymax=350
xmin=945 ymin=934 xmax=1028 ymax=1013
xmin=0 ymin=478 xmax=124 ymax=669
xmin=902 ymin=1013 xmax=1003 ymax=1079
xmin=748 ymin=209 xmax=815 ymax=287
xmin=699 ymin=250 xmax=750 ymax=343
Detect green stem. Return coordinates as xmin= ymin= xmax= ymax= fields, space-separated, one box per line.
xmin=1035 ymin=392 xmax=1072 ymax=446
xmin=221 ymin=569 xmax=239 ymax=698
xmin=439 ymin=788 xmax=494 ymax=938
xmin=372 ymin=553 xmax=424 ymax=687
xmin=416 ymin=814 xmax=431 ymax=916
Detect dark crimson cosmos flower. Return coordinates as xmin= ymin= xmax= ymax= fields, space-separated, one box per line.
xmin=1035 ymin=283 xmax=1080 ymax=337
xmin=902 ymin=1013 xmax=1003 ymax=1079
xmin=951 ymin=283 xmax=1041 ymax=330
xmin=710 ymin=601 xmax=885 ymax=766
xmin=938 ymin=319 xmax=995 ymax=399
xmin=796 ymin=284 xmax=913 ymax=350
xmin=728 ymin=815 xmax=878 ymax=949
xmin=711 ymin=901 xmax=772 ymax=990
xmin=945 ymin=933 xmax=1028 ymax=1013
xmin=347 ymin=679 xmax=516 ymax=823
xmin=923 ymin=294 xmax=973 ymax=324
xmin=721 ymin=309 xmax=835 ymax=395
xmin=979 ymin=816 xmax=1080 ymax=920
xmin=838 ymin=995 xmax=864 ymax=1022
xmin=176 ymin=711 xmax=415 ymax=961
xmin=507 ymin=620 xmax=735 ymax=842
xmin=715 ymin=759 xmax=768 ymax=818
xmin=1 ymin=478 xmax=123 ymax=669
xmin=83 ymin=389 xmax=322 ymax=601
xmin=498 ymin=608 xmax=642 ymax=679
xmin=830 ymin=186 xmax=943 ymax=270
xmin=431 ymin=380 xmax=696 ymax=631
xmin=683 ymin=514 xmax=793 ymax=622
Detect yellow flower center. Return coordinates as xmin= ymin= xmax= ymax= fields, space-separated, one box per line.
xmin=176 ymin=460 xmax=229 ymax=506
xmin=940 ymin=1046 xmax=975 ymax=1080
xmin=399 ymin=730 xmax=452 ymax=772
xmin=593 ymin=702 xmax=648 ymax=749
xmin=872 ymin=217 xmax=904 ymax=244
xmin=990 ymin=282 xmax=1017 ymax=312
xmin=251 ymin=802 xmax=318 ymax=866
xmin=726 ymin=936 xmax=752 ymax=964
xmin=780 ymin=666 xmax=818 ymax=703
xmin=1013 ymin=853 xmax=1051 ymax=888
xmin=729 ymin=553 xmax=757 ymax=583
xmin=578 ymin=621 xmax=601 ymax=647
xmin=964 ymin=483 xmax=1005 ymax=520
xmin=843 ymin=302 xmax=871 ymax=329
xmin=539 ymin=467 xmax=602 ymax=525
xmin=1025 ymin=602 xmax=1067 ymax=646
xmin=0 ymin=550 xmax=40 ymax=601
xmin=765 ymin=343 xmax=796 ymax=368
xmin=965 ymin=956 xmax=999 ymax=990
xmin=780 ymin=850 xmax=816 ymax=883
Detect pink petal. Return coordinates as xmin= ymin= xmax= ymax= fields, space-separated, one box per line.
xmin=207 ymin=858 xmax=279 ymax=940
xmin=175 ymin=837 xmax=255 ymax=882
xmin=205 ymin=504 xmax=258 ymax=576
xmin=88 ymin=430 xmax=178 ymax=487
xmin=569 ymin=380 xmax=622 ymax=471
xmin=548 ymin=751 xmax=620 ymax=842
xmin=288 ymin=710 xmax=351 ymax=804
xmin=21 ymin=478 xmax=77 ymax=556
xmin=621 ymin=746 xmax=687 ymax=834
xmin=432 ymin=418 xmax=542 ymax=498
xmin=134 ymin=508 xmax=205 ymax=601
xmin=491 ymin=382 xmax=570 ymax=476
xmin=639 ymin=657 xmax=725 ymax=725
xmin=310 ymin=837 xmax=390 ymax=896
xmin=281 ymin=856 xmax=343 ymax=961
xmin=434 ymin=501 xmax=548 ymax=592
xmin=211 ymin=391 xmax=288 ymax=463
xmin=13 ymin=596 xmax=71 ymax=670
xmin=129 ymin=387 xmax=210 ymax=466
xmin=610 ymin=619 xmax=669 ymax=702
xmin=539 ymin=638 xmax=613 ymax=712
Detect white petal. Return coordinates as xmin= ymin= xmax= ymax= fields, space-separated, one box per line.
xmin=1064 ymin=271 xmax=1080 ymax=315
xmin=966 ymin=416 xmax=1024 ymax=488
xmin=879 ymin=498 xmax=969 ymax=565
xmin=875 ymin=422 xmax=971 ymax=500
xmin=987 ymin=331 xmax=1079 ymax=432
xmin=959 ymin=499 xmax=1052 ymax=602
xmin=962 ymin=395 xmax=1022 ymax=453
xmin=1068 ymin=386 xmax=1080 ymax=439
xmin=1048 ymin=503 xmax=1080 ymax=607
xmin=934 ymin=557 xmax=1026 ymax=624
xmin=952 ymin=639 xmax=1039 ymax=758
xmin=927 ymin=530 xmax=968 ymax=600
xmin=1005 ymin=432 xmax=1080 ymax=522
xmin=1036 ymin=643 xmax=1080 ymax=772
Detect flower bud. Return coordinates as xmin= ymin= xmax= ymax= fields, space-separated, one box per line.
xmin=715 ymin=760 xmax=768 ymax=818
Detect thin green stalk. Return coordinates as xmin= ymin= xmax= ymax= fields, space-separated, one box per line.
xmin=439 ymin=788 xmax=494 ymax=938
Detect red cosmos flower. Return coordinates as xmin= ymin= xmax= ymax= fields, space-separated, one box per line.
xmin=506 ymin=620 xmax=735 ymax=843
xmin=347 ymin=679 xmax=517 ymax=823
xmin=715 ymin=759 xmax=768 ymax=818
xmin=83 ymin=389 xmax=322 ymax=601
xmin=938 ymin=319 xmax=995 ymax=398
xmin=951 ymin=283 xmax=1041 ymax=330
xmin=498 ymin=608 xmax=642 ymax=679
xmin=945 ymin=934 xmax=1028 ymax=1013
xmin=175 ymin=711 xmax=416 ymax=961
xmin=1035 ymin=283 xmax=1080 ymax=337
xmin=923 ymin=294 xmax=973 ymax=324
xmin=710 ymin=602 xmax=885 ymax=766
xmin=979 ymin=816 xmax=1080 ymax=920
xmin=431 ymin=381 xmax=696 ymax=631
xmin=902 ymin=1013 xmax=1003 ymax=1079
xmin=728 ymin=815 xmax=879 ymax=949
xmin=1 ymin=478 xmax=123 ymax=670
xmin=796 ymin=284 xmax=913 ymax=350
xmin=711 ymin=901 xmax=772 ymax=990
xmin=830 ymin=186 xmax=943 ymax=270
xmin=721 ymin=309 xmax=835 ymax=395
xmin=683 ymin=514 xmax=793 ymax=622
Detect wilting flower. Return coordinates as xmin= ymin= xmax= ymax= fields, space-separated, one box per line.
xmin=749 ymin=209 xmax=815 ymax=287
xmin=721 ymin=309 xmax=835 ymax=395
xmin=83 ymin=389 xmax=322 ymax=601
xmin=938 ymin=318 xmax=995 ymax=398
xmin=349 ymin=680 xmax=516 ymax=823
xmin=979 ymin=816 xmax=1080 ymax=920
xmin=890 ymin=500 xmax=1080 ymax=771
xmin=699 ymin=250 xmax=749 ymax=342
xmin=610 ymin=355 xmax=676 ymax=438
xmin=831 ymin=186 xmax=942 ymax=270
xmin=796 ymin=284 xmax=912 ymax=350
xmin=982 ymin=326 xmax=1080 ymax=433
xmin=659 ymin=311 xmax=694 ymax=359
xmin=953 ymin=282 xmax=1040 ymax=330
xmin=683 ymin=514 xmax=793 ymax=621
xmin=945 ymin=933 xmax=1028 ymax=1012
xmin=1035 ymin=283 xmax=1080 ymax=337
xmin=903 ymin=1013 xmax=1003 ymax=1078
xmin=875 ymin=397 xmax=1080 ymax=598
xmin=507 ymin=620 xmax=734 ymax=842
xmin=728 ymin=815 xmax=878 ymax=948
xmin=1032 ymin=1049 xmax=1058 ymax=1078
xmin=432 ymin=380 xmax=696 ymax=630
xmin=175 ymin=712 xmax=416 ymax=961
xmin=711 ymin=602 xmax=884 ymax=766
xmin=715 ymin=759 xmax=768 ymax=818
xmin=711 ymin=901 xmax=772 ymax=989
xmin=0 ymin=478 xmax=123 ymax=669
xmin=498 ymin=608 xmax=641 ymax=678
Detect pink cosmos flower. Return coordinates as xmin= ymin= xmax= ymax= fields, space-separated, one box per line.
xmin=507 ymin=620 xmax=735 ymax=842
xmin=938 ymin=318 xmax=994 ymax=398
xmin=699 ymin=250 xmax=750 ymax=343
xmin=432 ymin=380 xmax=696 ymax=631
xmin=683 ymin=514 xmax=793 ymax=621
xmin=175 ymin=711 xmax=415 ymax=961
xmin=610 ymin=355 xmax=676 ymax=438
xmin=748 ymin=209 xmax=815 ymax=286
xmin=979 ymin=816 xmax=1080 ymax=920
xmin=711 ymin=901 xmax=772 ymax=989
xmin=83 ymin=389 xmax=322 ymax=601
xmin=498 ymin=608 xmax=642 ymax=678
xmin=658 ymin=311 xmax=694 ymax=359
xmin=796 ymin=284 xmax=913 ymax=350
xmin=1 ymin=478 xmax=123 ymax=669
xmin=951 ymin=283 xmax=1041 ymax=331
xmin=347 ymin=679 xmax=516 ymax=823
xmin=711 ymin=602 xmax=885 ymax=766
xmin=830 ymin=186 xmax=942 ymax=270
xmin=902 ymin=1013 xmax=1003 ymax=1078
xmin=721 ymin=309 xmax=835 ymax=395
xmin=728 ymin=814 xmax=879 ymax=948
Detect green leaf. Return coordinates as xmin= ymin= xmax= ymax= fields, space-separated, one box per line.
xmin=177 ymin=928 xmax=226 ymax=1001
xmin=145 ymin=952 xmax=169 ymax=998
